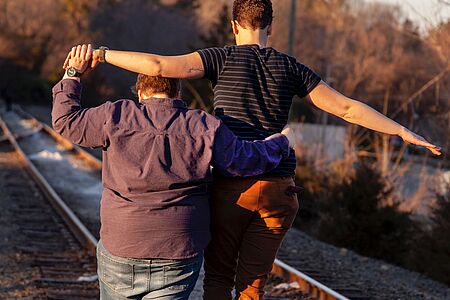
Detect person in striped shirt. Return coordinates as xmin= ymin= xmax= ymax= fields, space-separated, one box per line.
xmin=68 ymin=1 xmax=440 ymax=298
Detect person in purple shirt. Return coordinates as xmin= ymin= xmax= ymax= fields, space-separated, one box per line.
xmin=52 ymin=44 xmax=294 ymax=299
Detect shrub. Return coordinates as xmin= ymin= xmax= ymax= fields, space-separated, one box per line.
xmin=315 ymin=162 xmax=417 ymax=266
xmin=412 ymin=188 xmax=450 ymax=285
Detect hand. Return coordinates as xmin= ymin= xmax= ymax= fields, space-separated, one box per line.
xmin=91 ymin=49 xmax=102 ymax=69
xmin=281 ymin=125 xmax=297 ymax=148
xmin=63 ymin=44 xmax=94 ymax=72
xmin=399 ymin=126 xmax=441 ymax=156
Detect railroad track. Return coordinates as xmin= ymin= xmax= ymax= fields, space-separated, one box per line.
xmin=0 ymin=114 xmax=99 ymax=298
xmin=0 ymin=106 xmax=365 ymax=300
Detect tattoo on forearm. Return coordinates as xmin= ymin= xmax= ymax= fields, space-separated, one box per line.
xmin=188 ymin=67 xmax=203 ymax=74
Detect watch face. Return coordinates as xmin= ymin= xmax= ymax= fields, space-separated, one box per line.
xmin=67 ymin=67 xmax=77 ymax=77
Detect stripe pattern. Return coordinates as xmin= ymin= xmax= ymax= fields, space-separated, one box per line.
xmin=198 ymin=45 xmax=321 ymax=177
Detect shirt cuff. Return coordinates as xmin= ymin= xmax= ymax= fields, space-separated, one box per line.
xmin=52 ymin=78 xmax=82 ymax=96
xmin=265 ymin=133 xmax=290 ymax=159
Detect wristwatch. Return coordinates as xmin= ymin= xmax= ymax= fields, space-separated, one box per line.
xmin=66 ymin=67 xmax=83 ymax=77
xmin=98 ymin=46 xmax=109 ymax=63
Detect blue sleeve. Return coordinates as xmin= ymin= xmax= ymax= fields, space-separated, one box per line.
xmin=211 ymin=123 xmax=290 ymax=177
xmin=51 ymin=79 xmax=111 ymax=148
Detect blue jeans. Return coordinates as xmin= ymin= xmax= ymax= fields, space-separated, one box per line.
xmin=97 ymin=241 xmax=202 ymax=299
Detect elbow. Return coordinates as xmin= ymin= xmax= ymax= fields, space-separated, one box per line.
xmin=340 ymin=101 xmax=360 ymax=122
xmin=144 ymin=56 xmax=163 ymax=77
xmin=52 ymin=117 xmax=74 ymax=142
xmin=52 ymin=117 xmax=63 ymax=135
xmin=342 ymin=109 xmax=354 ymax=122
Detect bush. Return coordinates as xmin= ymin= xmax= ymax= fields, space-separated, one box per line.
xmin=313 ymin=162 xmax=417 ymax=266
xmin=412 ymin=188 xmax=450 ymax=285
xmin=0 ymin=60 xmax=51 ymax=104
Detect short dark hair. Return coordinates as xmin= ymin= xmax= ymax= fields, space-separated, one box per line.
xmin=136 ymin=74 xmax=181 ymax=98
xmin=232 ymin=0 xmax=273 ymax=30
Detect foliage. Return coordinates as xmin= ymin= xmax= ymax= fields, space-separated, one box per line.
xmin=295 ymin=160 xmax=417 ymax=266
xmin=199 ymin=3 xmax=234 ymax=47
xmin=0 ymin=59 xmax=51 ymax=104
xmin=317 ymin=163 xmax=416 ymax=265
xmin=412 ymin=188 xmax=450 ymax=285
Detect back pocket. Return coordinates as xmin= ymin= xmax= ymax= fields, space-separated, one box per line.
xmin=99 ymin=253 xmax=133 ymax=291
xmin=164 ymin=258 xmax=201 ymax=291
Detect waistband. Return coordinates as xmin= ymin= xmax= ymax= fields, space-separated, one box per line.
xmin=212 ymin=174 xmax=295 ymax=183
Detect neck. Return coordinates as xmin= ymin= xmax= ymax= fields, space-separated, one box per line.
xmin=139 ymin=93 xmax=170 ymax=102
xmin=151 ymin=93 xmax=170 ymax=99
xmin=235 ymin=28 xmax=269 ymax=48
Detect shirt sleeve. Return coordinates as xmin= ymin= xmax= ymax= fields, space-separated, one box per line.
xmin=51 ymin=79 xmax=111 ymax=148
xmin=295 ymin=62 xmax=321 ymax=98
xmin=196 ymin=47 xmax=227 ymax=85
xmin=211 ymin=122 xmax=290 ymax=177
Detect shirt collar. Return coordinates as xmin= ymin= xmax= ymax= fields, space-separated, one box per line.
xmin=140 ymin=97 xmax=187 ymax=108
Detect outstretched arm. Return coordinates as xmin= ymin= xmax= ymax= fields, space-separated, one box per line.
xmin=64 ymin=48 xmax=205 ymax=79
xmin=103 ymin=51 xmax=204 ymax=78
xmin=308 ymin=81 xmax=441 ymax=155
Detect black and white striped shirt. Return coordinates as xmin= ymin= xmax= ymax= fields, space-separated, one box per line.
xmin=198 ymin=45 xmax=321 ymax=177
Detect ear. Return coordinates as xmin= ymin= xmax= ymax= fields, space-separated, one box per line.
xmin=267 ymin=25 xmax=272 ymax=36
xmin=231 ymin=20 xmax=239 ymax=35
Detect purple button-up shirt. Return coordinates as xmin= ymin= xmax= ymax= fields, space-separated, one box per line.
xmin=52 ymin=79 xmax=289 ymax=259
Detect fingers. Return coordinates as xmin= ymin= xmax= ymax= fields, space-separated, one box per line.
xmin=85 ymin=44 xmax=92 ymax=61
xmin=402 ymin=130 xmax=442 ymax=156
xmin=75 ymin=45 xmax=82 ymax=59
xmin=413 ymin=137 xmax=440 ymax=152
xmin=71 ymin=46 xmax=77 ymax=59
xmin=91 ymin=59 xmax=100 ymax=69
xmin=413 ymin=138 xmax=434 ymax=148
xmin=281 ymin=127 xmax=290 ymax=135
xmin=426 ymin=145 xmax=442 ymax=156
xmin=411 ymin=137 xmax=442 ymax=156
xmin=416 ymin=141 xmax=442 ymax=156
xmin=80 ymin=44 xmax=87 ymax=61
xmin=63 ymin=52 xmax=71 ymax=69
xmin=91 ymin=49 xmax=100 ymax=69
xmin=64 ymin=44 xmax=97 ymax=72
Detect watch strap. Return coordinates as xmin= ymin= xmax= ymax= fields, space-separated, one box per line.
xmin=66 ymin=67 xmax=83 ymax=77
xmin=98 ymin=46 xmax=109 ymax=63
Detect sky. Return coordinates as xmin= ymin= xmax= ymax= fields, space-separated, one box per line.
xmin=369 ymin=0 xmax=450 ymax=30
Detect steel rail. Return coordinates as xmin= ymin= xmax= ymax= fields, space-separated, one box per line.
xmin=4 ymin=107 xmax=351 ymax=300
xmin=272 ymin=259 xmax=349 ymax=300
xmin=0 ymin=115 xmax=98 ymax=254
xmin=13 ymin=106 xmax=102 ymax=170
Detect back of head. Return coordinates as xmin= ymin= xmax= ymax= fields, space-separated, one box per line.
xmin=232 ymin=0 xmax=273 ymax=30
xmin=136 ymin=74 xmax=181 ymax=99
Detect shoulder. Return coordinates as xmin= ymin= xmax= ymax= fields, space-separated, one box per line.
xmin=182 ymin=108 xmax=222 ymax=132
xmin=265 ymin=47 xmax=298 ymax=65
xmin=269 ymin=48 xmax=316 ymax=74
xmin=103 ymin=99 xmax=139 ymax=122
xmin=106 ymin=99 xmax=138 ymax=111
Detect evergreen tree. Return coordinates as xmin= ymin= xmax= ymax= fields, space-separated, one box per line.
xmin=316 ymin=162 xmax=417 ymax=265
xmin=413 ymin=188 xmax=450 ymax=285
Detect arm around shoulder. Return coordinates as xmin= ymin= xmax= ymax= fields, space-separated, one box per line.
xmin=211 ymin=123 xmax=290 ymax=177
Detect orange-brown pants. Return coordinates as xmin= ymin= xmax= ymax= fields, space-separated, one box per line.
xmin=203 ymin=176 xmax=299 ymax=300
